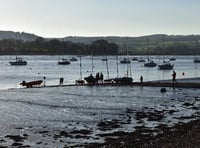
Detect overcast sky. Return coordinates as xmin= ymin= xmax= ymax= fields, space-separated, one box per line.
xmin=0 ymin=0 xmax=199 ymax=37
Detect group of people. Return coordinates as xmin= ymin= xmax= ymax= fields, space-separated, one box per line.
xmin=95 ymin=72 xmax=104 ymax=83
xmin=84 ymin=72 xmax=104 ymax=84
xmin=43 ymin=70 xmax=178 ymax=86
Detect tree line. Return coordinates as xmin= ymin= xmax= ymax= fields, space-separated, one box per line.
xmin=0 ymin=38 xmax=118 ymax=55
xmin=0 ymin=37 xmax=198 ymax=55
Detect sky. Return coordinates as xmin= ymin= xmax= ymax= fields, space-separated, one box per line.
xmin=0 ymin=0 xmax=199 ymax=38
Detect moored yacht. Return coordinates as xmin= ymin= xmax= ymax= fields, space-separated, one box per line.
xmin=169 ymin=57 xmax=176 ymax=61
xmin=193 ymin=57 xmax=200 ymax=63
xmin=137 ymin=57 xmax=145 ymax=62
xmin=9 ymin=57 xmax=27 ymax=66
xmin=70 ymin=57 xmax=78 ymax=62
xmin=120 ymin=57 xmax=131 ymax=64
xmin=144 ymin=60 xmax=157 ymax=67
xmin=57 ymin=58 xmax=71 ymax=65
xmin=158 ymin=61 xmax=174 ymax=70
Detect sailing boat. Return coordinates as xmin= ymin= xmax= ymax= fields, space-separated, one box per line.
xmin=105 ymin=41 xmax=133 ymax=84
xmin=70 ymin=57 xmax=78 ymax=62
xmin=144 ymin=38 xmax=157 ymax=67
xmin=193 ymin=40 xmax=200 ymax=63
xmin=76 ymin=56 xmax=85 ymax=84
xmin=58 ymin=58 xmax=70 ymax=65
xmin=101 ymin=56 xmax=108 ymax=61
xmin=137 ymin=57 xmax=145 ymax=62
xmin=120 ymin=42 xmax=131 ymax=64
xmin=9 ymin=56 xmax=27 ymax=66
xmin=84 ymin=51 xmax=98 ymax=84
xmin=158 ymin=36 xmax=174 ymax=70
xmin=169 ymin=57 xmax=176 ymax=61
xmin=57 ymin=38 xmax=71 ymax=65
xmin=9 ymin=33 xmax=27 ymax=66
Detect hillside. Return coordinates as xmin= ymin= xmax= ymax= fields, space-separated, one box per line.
xmin=64 ymin=35 xmax=200 ymax=55
xmin=0 ymin=31 xmax=200 ymax=55
xmin=0 ymin=31 xmax=40 ymax=41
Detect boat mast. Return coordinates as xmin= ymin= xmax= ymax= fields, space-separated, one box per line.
xmin=162 ymin=35 xmax=165 ymax=63
xmin=106 ymin=55 xmax=109 ymax=79
xmin=91 ymin=51 xmax=94 ymax=74
xmin=62 ymin=38 xmax=65 ymax=59
xmin=15 ymin=32 xmax=18 ymax=60
xmin=195 ymin=40 xmax=199 ymax=58
xmin=79 ymin=56 xmax=82 ymax=80
xmin=126 ymin=42 xmax=129 ymax=76
xmin=116 ymin=54 xmax=119 ymax=78
xmin=147 ymin=37 xmax=150 ymax=61
xmin=125 ymin=38 xmax=131 ymax=77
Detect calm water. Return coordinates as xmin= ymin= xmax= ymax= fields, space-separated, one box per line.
xmin=0 ymin=55 xmax=200 ymax=89
xmin=0 ymin=55 xmax=200 ymax=146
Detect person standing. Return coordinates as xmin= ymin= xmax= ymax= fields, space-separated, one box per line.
xmin=59 ymin=77 xmax=64 ymax=85
xmin=100 ymin=72 xmax=104 ymax=83
xmin=140 ymin=76 xmax=143 ymax=83
xmin=172 ymin=71 xmax=177 ymax=84
xmin=43 ymin=76 xmax=46 ymax=87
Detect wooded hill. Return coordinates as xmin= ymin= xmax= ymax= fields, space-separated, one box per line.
xmin=0 ymin=31 xmax=200 ymax=55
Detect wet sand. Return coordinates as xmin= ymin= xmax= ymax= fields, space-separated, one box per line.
xmin=1 ymin=81 xmax=200 ymax=147
xmin=86 ymin=118 xmax=200 ymax=148
xmin=0 ymin=104 xmax=199 ymax=147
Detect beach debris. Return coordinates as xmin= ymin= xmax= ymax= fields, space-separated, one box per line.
xmin=160 ymin=88 xmax=166 ymax=93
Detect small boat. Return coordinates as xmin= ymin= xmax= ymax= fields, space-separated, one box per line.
xmin=193 ymin=40 xmax=200 ymax=63
xmin=144 ymin=39 xmax=156 ymax=67
xmin=20 ymin=80 xmax=43 ymax=88
xmin=120 ymin=58 xmax=131 ymax=64
xmin=57 ymin=58 xmax=71 ymax=65
xmin=101 ymin=58 xmax=108 ymax=61
xmin=105 ymin=77 xmax=133 ymax=84
xmin=132 ymin=57 xmax=138 ymax=61
xmin=137 ymin=57 xmax=145 ymax=62
xmin=9 ymin=57 xmax=27 ymax=66
xmin=70 ymin=57 xmax=78 ymax=62
xmin=158 ymin=61 xmax=174 ymax=70
xmin=193 ymin=57 xmax=200 ymax=63
xmin=144 ymin=60 xmax=157 ymax=67
xmin=169 ymin=57 xmax=176 ymax=61
xmin=84 ymin=74 xmax=97 ymax=84
xmin=114 ymin=77 xmax=133 ymax=84
xmin=75 ymin=56 xmax=85 ymax=85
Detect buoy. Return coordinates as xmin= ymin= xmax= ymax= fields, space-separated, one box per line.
xmin=160 ymin=88 xmax=166 ymax=93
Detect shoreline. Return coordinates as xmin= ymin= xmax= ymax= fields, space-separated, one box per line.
xmin=0 ymin=97 xmax=199 ymax=147
xmin=86 ymin=118 xmax=200 ymax=147
xmin=0 ymin=80 xmax=200 ymax=147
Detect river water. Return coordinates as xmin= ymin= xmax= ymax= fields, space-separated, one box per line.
xmin=0 ymin=55 xmax=200 ymax=89
xmin=0 ymin=55 xmax=199 ymax=147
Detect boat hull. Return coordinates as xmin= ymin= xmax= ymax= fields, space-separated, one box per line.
xmin=20 ymin=80 xmax=43 ymax=88
xmin=158 ymin=64 xmax=174 ymax=70
xmin=194 ymin=59 xmax=200 ymax=63
xmin=105 ymin=77 xmax=133 ymax=84
xmin=84 ymin=75 xmax=97 ymax=84
xmin=58 ymin=59 xmax=70 ymax=65
xmin=144 ymin=61 xmax=157 ymax=67
xmin=10 ymin=61 xmax=27 ymax=65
